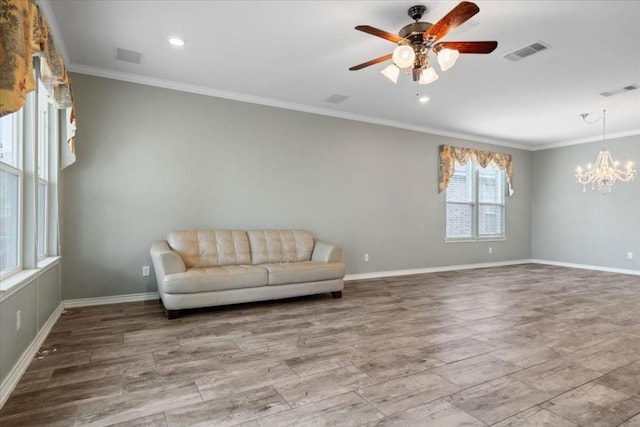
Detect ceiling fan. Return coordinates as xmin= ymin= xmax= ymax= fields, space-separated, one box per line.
xmin=349 ymin=1 xmax=497 ymax=85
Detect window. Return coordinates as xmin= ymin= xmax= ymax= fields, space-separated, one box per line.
xmin=1 ymin=71 xmax=60 ymax=281
xmin=0 ymin=111 xmax=22 ymax=276
xmin=1 ymin=111 xmax=19 ymax=167
xmin=446 ymin=160 xmax=506 ymax=240
xmin=37 ymin=80 xmax=49 ymax=259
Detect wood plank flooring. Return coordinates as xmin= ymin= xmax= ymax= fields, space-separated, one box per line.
xmin=2 ymin=264 xmax=640 ymax=426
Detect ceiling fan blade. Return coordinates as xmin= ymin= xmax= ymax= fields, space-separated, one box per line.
xmin=355 ymin=25 xmax=406 ymax=44
xmin=349 ymin=54 xmax=393 ymax=71
xmin=425 ymin=1 xmax=480 ymax=42
xmin=436 ymin=41 xmax=498 ymax=54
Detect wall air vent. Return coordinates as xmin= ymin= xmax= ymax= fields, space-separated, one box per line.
xmin=504 ymin=41 xmax=550 ymax=62
xmin=600 ymin=84 xmax=639 ymax=97
xmin=116 ymin=48 xmax=142 ymax=64
xmin=324 ymin=94 xmax=350 ymax=104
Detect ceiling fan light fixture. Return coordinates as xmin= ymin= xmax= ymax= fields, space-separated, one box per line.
xmin=418 ymin=67 xmax=439 ymax=85
xmin=437 ymin=48 xmax=460 ymax=71
xmin=392 ymin=45 xmax=416 ymax=69
xmin=381 ymin=64 xmax=400 ymax=83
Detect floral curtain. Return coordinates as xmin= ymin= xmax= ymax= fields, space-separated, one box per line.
xmin=438 ymin=145 xmax=514 ymax=196
xmin=0 ymin=0 xmax=75 ymax=150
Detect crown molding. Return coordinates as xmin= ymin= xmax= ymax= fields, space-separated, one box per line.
xmin=37 ymin=0 xmax=70 ymax=64
xmin=531 ymin=129 xmax=640 ymax=151
xmin=64 ymin=63 xmax=640 ymax=153
xmin=66 ymin=63 xmax=531 ymax=152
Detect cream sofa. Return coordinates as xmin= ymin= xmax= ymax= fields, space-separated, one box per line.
xmin=150 ymin=229 xmax=345 ymax=319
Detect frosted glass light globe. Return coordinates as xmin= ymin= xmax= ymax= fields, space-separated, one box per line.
xmin=392 ymin=45 xmax=416 ymax=69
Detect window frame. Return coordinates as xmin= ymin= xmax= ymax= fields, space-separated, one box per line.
xmin=36 ymin=80 xmax=50 ymax=260
xmin=0 ymin=62 xmax=61 ymax=282
xmin=37 ymin=178 xmax=48 ymax=259
xmin=0 ymin=109 xmax=24 ymax=279
xmin=0 ymin=163 xmax=23 ymax=278
xmin=445 ymin=160 xmax=507 ymax=242
xmin=1 ymin=109 xmax=20 ymax=168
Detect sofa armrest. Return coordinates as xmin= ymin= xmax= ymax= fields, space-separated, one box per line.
xmin=311 ymin=241 xmax=343 ymax=263
xmin=150 ymin=241 xmax=186 ymax=276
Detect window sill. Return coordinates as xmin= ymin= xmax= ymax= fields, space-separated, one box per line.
xmin=445 ymin=237 xmax=507 ymax=243
xmin=0 ymin=256 xmax=60 ymax=302
xmin=38 ymin=256 xmax=60 ymax=270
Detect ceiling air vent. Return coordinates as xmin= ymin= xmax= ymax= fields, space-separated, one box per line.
xmin=116 ymin=48 xmax=142 ymax=64
xmin=504 ymin=41 xmax=550 ymax=62
xmin=324 ymin=94 xmax=349 ymax=104
xmin=600 ymin=84 xmax=639 ymax=97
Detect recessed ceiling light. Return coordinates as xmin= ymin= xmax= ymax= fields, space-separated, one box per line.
xmin=418 ymin=96 xmax=430 ymax=104
xmin=168 ymin=37 xmax=185 ymax=47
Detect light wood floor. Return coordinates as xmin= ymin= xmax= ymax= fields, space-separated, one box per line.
xmin=2 ymin=264 xmax=640 ymax=426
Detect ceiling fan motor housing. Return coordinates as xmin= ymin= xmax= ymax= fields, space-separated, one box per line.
xmin=398 ymin=21 xmax=433 ymax=39
xmin=398 ymin=21 xmax=433 ymax=75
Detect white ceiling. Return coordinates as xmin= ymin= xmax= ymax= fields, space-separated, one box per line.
xmin=42 ymin=0 xmax=640 ymax=150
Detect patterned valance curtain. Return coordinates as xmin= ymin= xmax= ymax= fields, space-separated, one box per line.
xmin=0 ymin=0 xmax=76 ymax=150
xmin=438 ymin=145 xmax=514 ymax=196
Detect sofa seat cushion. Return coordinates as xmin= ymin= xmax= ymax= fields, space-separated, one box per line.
xmin=162 ymin=265 xmax=268 ymax=294
xmin=262 ymin=261 xmax=346 ymax=286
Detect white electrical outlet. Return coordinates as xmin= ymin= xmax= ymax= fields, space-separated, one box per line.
xmin=16 ymin=310 xmax=21 ymax=331
xmin=628 ymin=252 xmax=633 ymax=260
xmin=488 ymin=247 xmax=493 ymax=254
xmin=364 ymin=254 xmax=369 ymax=262
xmin=142 ymin=265 xmax=150 ymax=276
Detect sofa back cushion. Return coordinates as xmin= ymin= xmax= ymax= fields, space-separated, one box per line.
xmin=247 ymin=230 xmax=314 ymax=265
xmin=167 ymin=230 xmax=251 ymax=268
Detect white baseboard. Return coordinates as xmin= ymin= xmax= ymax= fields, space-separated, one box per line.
xmin=531 ymin=259 xmax=640 ymax=276
xmin=0 ymin=302 xmax=64 ymax=408
xmin=344 ymin=259 xmax=533 ymax=281
xmin=64 ymin=292 xmax=160 ymax=308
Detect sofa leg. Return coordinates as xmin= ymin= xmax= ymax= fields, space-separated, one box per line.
xmin=166 ymin=309 xmax=181 ymax=320
xmin=331 ymin=291 xmax=343 ymax=299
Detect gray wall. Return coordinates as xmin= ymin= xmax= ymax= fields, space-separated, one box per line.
xmin=532 ymin=135 xmax=640 ymax=270
xmin=62 ymin=73 xmax=532 ymax=299
xmin=0 ymin=263 xmax=61 ymax=387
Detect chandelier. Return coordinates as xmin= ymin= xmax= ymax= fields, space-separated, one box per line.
xmin=575 ymin=110 xmax=636 ymax=194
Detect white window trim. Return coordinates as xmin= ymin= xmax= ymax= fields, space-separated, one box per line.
xmin=37 ymin=178 xmax=48 ymax=260
xmin=36 ymin=80 xmax=50 ymax=260
xmin=0 ymin=256 xmax=60 ymax=301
